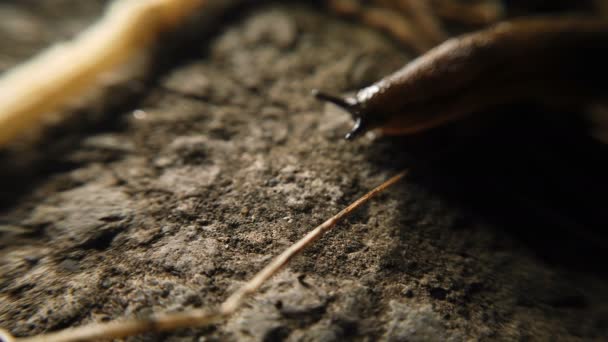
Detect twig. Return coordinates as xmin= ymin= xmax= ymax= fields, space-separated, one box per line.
xmin=433 ymin=0 xmax=504 ymax=26
xmin=375 ymin=0 xmax=448 ymax=45
xmin=395 ymin=0 xmax=448 ymax=44
xmin=0 ymin=0 xmax=207 ymax=148
xmin=1 ymin=171 xmax=407 ymax=342
xmin=328 ymin=0 xmax=435 ymax=52
xmin=597 ymin=0 xmax=608 ymax=18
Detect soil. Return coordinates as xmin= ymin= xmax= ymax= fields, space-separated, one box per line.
xmin=1 ymin=1 xmax=608 ymax=341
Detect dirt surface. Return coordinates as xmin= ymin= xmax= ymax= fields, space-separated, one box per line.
xmin=1 ymin=2 xmax=608 ymax=341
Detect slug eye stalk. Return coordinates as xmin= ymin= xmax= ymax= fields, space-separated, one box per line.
xmin=312 ymin=89 xmax=368 ymax=139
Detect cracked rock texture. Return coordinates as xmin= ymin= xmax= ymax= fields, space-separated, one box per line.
xmin=1 ymin=1 xmax=608 ymax=341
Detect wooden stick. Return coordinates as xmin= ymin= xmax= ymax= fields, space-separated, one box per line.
xmin=0 ymin=0 xmax=206 ymax=148
xmin=2 ymin=171 xmax=407 ymax=342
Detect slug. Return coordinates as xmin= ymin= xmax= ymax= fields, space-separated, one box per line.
xmin=313 ymin=16 xmax=608 ymax=139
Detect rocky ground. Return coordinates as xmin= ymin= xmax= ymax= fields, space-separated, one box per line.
xmin=1 ymin=1 xmax=607 ymax=341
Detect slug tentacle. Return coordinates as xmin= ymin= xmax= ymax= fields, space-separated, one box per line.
xmin=312 ymin=89 xmax=369 ymax=139
xmin=312 ymin=89 xmax=355 ymax=109
xmin=345 ymin=117 xmax=367 ymax=140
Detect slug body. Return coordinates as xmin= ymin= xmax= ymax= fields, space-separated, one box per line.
xmin=314 ymin=17 xmax=608 ymax=139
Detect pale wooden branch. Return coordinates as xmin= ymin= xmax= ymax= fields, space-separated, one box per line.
xmin=0 ymin=171 xmax=407 ymax=342
xmin=0 ymin=0 xmax=207 ymax=148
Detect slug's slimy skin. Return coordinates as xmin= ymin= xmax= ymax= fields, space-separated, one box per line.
xmin=314 ymin=17 xmax=608 ymax=139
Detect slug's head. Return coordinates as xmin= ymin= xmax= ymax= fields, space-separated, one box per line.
xmin=312 ymin=89 xmax=374 ymax=140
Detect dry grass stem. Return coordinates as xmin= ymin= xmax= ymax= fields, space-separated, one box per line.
xmin=1 ymin=171 xmax=407 ymax=342
xmin=221 ymin=170 xmax=408 ymax=313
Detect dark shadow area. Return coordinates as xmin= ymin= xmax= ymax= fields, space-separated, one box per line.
xmin=365 ymin=104 xmax=608 ymax=275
